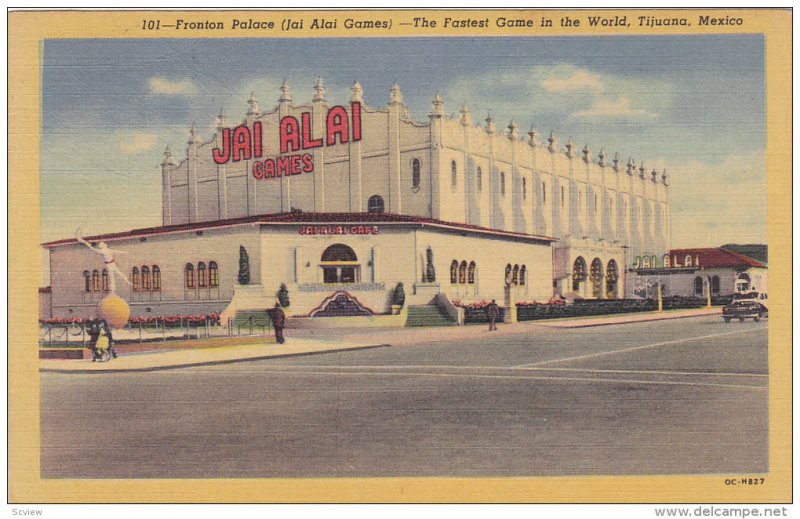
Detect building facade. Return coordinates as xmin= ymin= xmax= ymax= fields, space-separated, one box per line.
xmin=43 ymin=80 xmax=672 ymax=320
xmin=627 ymin=248 xmax=767 ymax=299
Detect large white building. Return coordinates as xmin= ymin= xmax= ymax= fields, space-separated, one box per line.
xmin=42 ymin=80 xmax=671 ymax=320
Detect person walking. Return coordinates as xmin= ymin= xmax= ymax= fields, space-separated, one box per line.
xmin=270 ymin=302 xmax=286 ymax=344
xmin=487 ymin=299 xmax=500 ymax=331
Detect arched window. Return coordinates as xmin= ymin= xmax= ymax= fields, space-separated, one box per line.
xmin=92 ymin=270 xmax=100 ymax=292
xmin=519 ymin=265 xmax=526 ymax=286
xmin=450 ymin=260 xmax=458 ymax=284
xmin=505 ymin=263 xmax=512 ymax=286
xmin=606 ymin=260 xmax=619 ymax=298
xmin=131 ymin=267 xmax=139 ymax=291
xmin=458 ymin=261 xmax=467 ymax=284
xmin=512 ymin=264 xmax=519 ymax=285
xmin=451 ymin=160 xmax=457 ymax=188
xmin=572 ymin=257 xmax=586 ymax=292
xmin=711 ymin=275 xmax=720 ymax=294
xmin=83 ymin=270 xmax=91 ymax=292
xmin=198 ymin=262 xmax=207 ymax=288
xmin=522 ymin=178 xmax=527 ymax=200
xmin=412 ymin=158 xmax=421 ymax=189
xmin=209 ymin=261 xmax=219 ymax=287
xmin=468 ymin=261 xmax=476 ymax=284
xmin=590 ymin=258 xmax=603 ymax=298
xmin=476 ymin=167 xmax=482 ymax=192
xmin=561 ymin=186 xmax=565 ymax=207
xmin=542 ymin=182 xmax=547 ymax=203
xmin=736 ymin=272 xmax=751 ymax=292
xmin=367 ymin=195 xmax=385 ymax=214
xmin=185 ymin=263 xmax=194 ymax=289
xmin=500 ymin=172 xmax=506 ymax=196
xmin=152 ymin=266 xmax=161 ymax=291
xmin=101 ymin=269 xmax=109 ymax=292
xmin=141 ymin=266 xmax=150 ymax=290
xmin=694 ymin=276 xmax=704 ymax=295
xmin=321 ymin=244 xmax=359 ymax=283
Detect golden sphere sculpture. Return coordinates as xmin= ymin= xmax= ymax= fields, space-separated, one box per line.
xmin=96 ymin=293 xmax=131 ymax=329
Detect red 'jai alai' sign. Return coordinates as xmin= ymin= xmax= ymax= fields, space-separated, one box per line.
xmin=212 ymin=102 xmax=362 ymax=180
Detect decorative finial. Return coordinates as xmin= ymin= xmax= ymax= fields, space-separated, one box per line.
xmin=598 ymin=147 xmax=607 ymax=167
xmin=459 ymin=103 xmax=472 ymax=126
xmin=279 ymin=78 xmax=292 ymax=103
xmin=565 ymin=137 xmax=576 ymax=158
xmin=508 ymin=120 xmax=518 ymax=140
xmin=351 ymin=81 xmax=363 ymax=103
xmin=527 ymin=125 xmax=539 ymax=146
xmin=389 ymin=81 xmax=403 ymax=105
xmin=582 ymin=144 xmax=591 ymax=163
xmin=627 ymin=157 xmax=635 ymax=175
xmin=162 ymin=145 xmax=175 ymax=166
xmin=216 ymin=107 xmax=227 ymax=129
xmin=188 ymin=122 xmax=199 ymax=144
xmin=662 ymin=169 xmax=670 ymax=186
xmin=247 ymin=92 xmax=260 ymax=116
xmin=548 ymin=130 xmax=558 ymax=153
xmin=429 ymin=90 xmax=444 ymax=117
xmin=313 ymin=77 xmax=326 ymax=102
xmin=485 ymin=111 xmax=496 ymax=134
xmin=613 ymin=152 xmax=621 ymax=171
xmin=651 ymin=168 xmax=658 ymax=182
xmin=639 ymin=162 xmax=647 ymax=179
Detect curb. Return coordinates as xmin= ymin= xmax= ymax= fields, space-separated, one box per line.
xmin=40 ymin=343 xmax=391 ymax=374
xmin=535 ymin=310 xmax=721 ymax=329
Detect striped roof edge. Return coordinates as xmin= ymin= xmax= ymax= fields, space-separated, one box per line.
xmin=41 ymin=212 xmax=558 ymax=248
xmin=669 ymin=248 xmax=767 ymax=269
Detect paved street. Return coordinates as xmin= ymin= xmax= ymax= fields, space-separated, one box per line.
xmin=40 ymin=316 xmax=768 ymax=478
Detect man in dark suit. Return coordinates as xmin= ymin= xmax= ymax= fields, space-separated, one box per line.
xmin=270 ymin=303 xmax=286 ymax=344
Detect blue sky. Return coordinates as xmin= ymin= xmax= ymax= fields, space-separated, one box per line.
xmin=41 ymin=35 xmax=766 ymax=250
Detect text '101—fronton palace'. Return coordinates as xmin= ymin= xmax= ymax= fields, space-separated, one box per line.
xmin=42 ymin=79 xmax=671 ymax=322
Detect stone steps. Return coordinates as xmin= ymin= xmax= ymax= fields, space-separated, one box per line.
xmin=405 ymin=304 xmax=455 ymax=327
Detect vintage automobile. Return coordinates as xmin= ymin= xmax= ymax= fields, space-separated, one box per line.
xmin=722 ymin=300 xmax=768 ymax=323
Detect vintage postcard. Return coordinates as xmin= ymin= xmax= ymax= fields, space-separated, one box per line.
xmin=8 ymin=8 xmax=792 ymax=505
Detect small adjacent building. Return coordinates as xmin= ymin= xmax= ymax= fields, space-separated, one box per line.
xmin=627 ymin=247 xmax=767 ymax=299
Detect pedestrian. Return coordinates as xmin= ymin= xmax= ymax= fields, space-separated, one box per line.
xmin=270 ymin=302 xmax=286 ymax=344
xmin=101 ymin=320 xmax=118 ymax=358
xmin=86 ymin=319 xmax=101 ymax=361
xmin=487 ymin=299 xmax=500 ymax=331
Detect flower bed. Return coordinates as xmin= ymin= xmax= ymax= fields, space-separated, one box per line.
xmin=455 ymin=295 xmax=729 ymax=323
xmin=40 ymin=313 xmax=222 ymax=327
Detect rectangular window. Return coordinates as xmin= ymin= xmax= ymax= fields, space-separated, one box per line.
xmin=542 ymin=182 xmax=546 ymax=203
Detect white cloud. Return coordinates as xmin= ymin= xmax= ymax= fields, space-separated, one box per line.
xmin=148 ymin=77 xmax=198 ymax=95
xmin=117 ymin=132 xmax=159 ymax=154
xmin=572 ymin=96 xmax=658 ymax=119
xmin=541 ymin=69 xmax=605 ymax=94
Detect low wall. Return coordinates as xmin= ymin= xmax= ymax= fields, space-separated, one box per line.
xmin=289 ymin=304 xmax=408 ymax=329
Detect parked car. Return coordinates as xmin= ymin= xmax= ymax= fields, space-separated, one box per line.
xmin=722 ymin=300 xmax=768 ymax=323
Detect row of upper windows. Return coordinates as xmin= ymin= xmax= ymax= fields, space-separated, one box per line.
xmin=185 ymin=261 xmax=219 ymax=289
xmin=131 ymin=265 xmax=162 ymax=291
xmin=82 ymin=269 xmax=113 ymax=292
xmin=450 ymin=260 xmax=477 ymax=285
xmin=440 ymin=160 xmax=658 ymax=214
xmin=504 ymin=263 xmax=528 ymax=286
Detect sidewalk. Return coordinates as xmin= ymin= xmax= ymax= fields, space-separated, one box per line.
xmin=40 ymin=307 xmax=721 ymax=373
xmin=531 ymin=306 xmax=721 ymax=328
xmin=39 ymin=338 xmax=389 ymax=374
